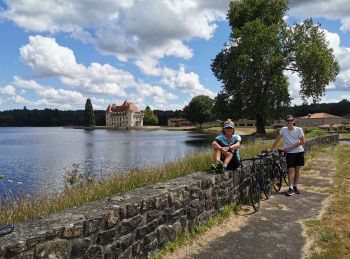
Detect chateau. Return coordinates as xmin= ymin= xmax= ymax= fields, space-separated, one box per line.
xmin=105 ymin=100 xmax=143 ymax=128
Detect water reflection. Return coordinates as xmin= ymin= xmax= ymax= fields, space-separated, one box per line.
xmin=0 ymin=127 xmax=212 ymax=198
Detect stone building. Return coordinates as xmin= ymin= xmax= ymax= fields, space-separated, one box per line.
xmin=105 ymin=100 xmax=143 ymax=128
xmin=296 ymin=112 xmax=349 ymax=128
xmin=167 ymin=118 xmax=193 ymax=127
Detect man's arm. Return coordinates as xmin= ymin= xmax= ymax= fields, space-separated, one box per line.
xmin=284 ymin=135 xmax=305 ymax=153
xmin=270 ymin=134 xmax=282 ymax=151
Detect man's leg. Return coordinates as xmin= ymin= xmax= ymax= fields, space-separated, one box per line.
xmin=288 ymin=167 xmax=295 ymax=187
xmin=294 ymin=166 xmax=301 ymax=185
xmin=293 ymin=166 xmax=301 ymax=194
xmin=286 ymin=167 xmax=295 ymax=196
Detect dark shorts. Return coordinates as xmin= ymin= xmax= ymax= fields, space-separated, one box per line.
xmin=286 ymin=152 xmax=304 ymax=168
xmin=220 ymin=154 xmax=240 ymax=170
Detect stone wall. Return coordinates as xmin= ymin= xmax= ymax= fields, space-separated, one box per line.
xmin=0 ymin=134 xmax=339 ymax=259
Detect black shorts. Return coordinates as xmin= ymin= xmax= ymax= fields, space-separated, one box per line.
xmin=220 ymin=154 xmax=240 ymax=170
xmin=286 ymin=152 xmax=304 ymax=168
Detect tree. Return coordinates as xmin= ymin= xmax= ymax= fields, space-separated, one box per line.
xmin=183 ymin=95 xmax=214 ymax=127
xmin=211 ymin=0 xmax=340 ymax=133
xmin=143 ymin=106 xmax=159 ymax=125
xmin=84 ymin=98 xmax=95 ymax=127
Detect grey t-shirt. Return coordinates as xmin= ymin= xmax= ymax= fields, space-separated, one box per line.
xmin=279 ymin=126 xmax=304 ymax=153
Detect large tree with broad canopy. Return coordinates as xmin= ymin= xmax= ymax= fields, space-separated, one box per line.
xmin=211 ymin=0 xmax=340 ymax=133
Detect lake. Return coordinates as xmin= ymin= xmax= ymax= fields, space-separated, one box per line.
xmin=0 ymin=127 xmax=214 ymax=198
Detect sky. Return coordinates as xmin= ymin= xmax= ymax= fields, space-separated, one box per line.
xmin=0 ymin=0 xmax=350 ymax=112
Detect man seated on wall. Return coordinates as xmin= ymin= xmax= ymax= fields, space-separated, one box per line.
xmin=210 ymin=119 xmax=241 ymax=173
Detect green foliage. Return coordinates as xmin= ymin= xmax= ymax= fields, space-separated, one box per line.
xmin=84 ymin=98 xmax=95 ymax=127
xmin=143 ymin=106 xmax=159 ymax=125
xmin=183 ymin=95 xmax=214 ymax=127
xmin=212 ymin=0 xmax=339 ymax=134
xmin=153 ymin=110 xmax=184 ymax=125
xmin=0 ymin=109 xmax=105 ymax=126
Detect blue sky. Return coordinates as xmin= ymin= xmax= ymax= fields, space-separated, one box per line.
xmin=0 ymin=0 xmax=349 ymax=111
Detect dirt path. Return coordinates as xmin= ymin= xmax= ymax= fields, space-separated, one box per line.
xmin=164 ymin=151 xmax=335 ymax=259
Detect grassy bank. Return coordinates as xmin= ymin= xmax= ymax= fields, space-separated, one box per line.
xmin=0 ymin=140 xmax=271 ymax=226
xmin=303 ymin=144 xmax=350 ymax=258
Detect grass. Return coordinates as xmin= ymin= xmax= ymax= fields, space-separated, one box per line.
xmin=150 ymin=203 xmax=240 ymax=259
xmin=0 ymin=140 xmax=271 ymax=226
xmin=303 ymin=144 xmax=350 ymax=258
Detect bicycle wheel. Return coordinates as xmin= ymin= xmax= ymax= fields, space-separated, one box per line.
xmin=262 ymin=169 xmax=272 ymax=199
xmin=272 ymin=164 xmax=283 ymax=192
xmin=249 ymin=174 xmax=261 ymax=211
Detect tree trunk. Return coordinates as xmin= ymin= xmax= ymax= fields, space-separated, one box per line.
xmin=256 ymin=115 xmax=266 ymax=134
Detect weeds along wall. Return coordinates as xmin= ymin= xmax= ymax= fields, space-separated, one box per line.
xmin=0 ymin=134 xmax=339 ymax=258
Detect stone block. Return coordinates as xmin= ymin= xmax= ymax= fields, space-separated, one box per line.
xmin=143 ymin=231 xmax=157 ymax=245
xmin=137 ymin=219 xmax=158 ymax=238
xmin=144 ymin=239 xmax=158 ymax=253
xmin=155 ymin=194 xmax=168 ymax=209
xmin=120 ymin=233 xmax=134 ymax=250
xmin=205 ymin=199 xmax=213 ymax=210
xmin=132 ymin=240 xmax=143 ymax=256
xmin=190 ymin=199 xmax=199 ymax=208
xmin=173 ymin=221 xmax=184 ymax=239
xmin=35 ymin=239 xmax=69 ymax=258
xmin=84 ymin=245 xmax=103 ymax=259
xmin=188 ymin=208 xmax=198 ymax=219
xmin=62 ymin=222 xmax=83 ymax=239
xmin=188 ymin=220 xmax=197 ymax=233
xmin=97 ymin=228 xmax=116 ymax=246
xmin=118 ymin=215 xmax=143 ymax=235
xmin=70 ymin=238 xmax=90 ymax=258
xmin=190 ymin=186 xmax=200 ymax=199
xmin=157 ymin=224 xmax=175 ymax=246
xmin=6 ymin=240 xmax=27 ymax=254
xmin=118 ymin=246 xmax=132 ymax=259
xmin=147 ymin=210 xmax=161 ymax=223
xmin=105 ymin=210 xmax=120 ymax=229
xmin=84 ymin=217 xmax=103 ymax=236
xmin=125 ymin=203 xmax=140 ymax=218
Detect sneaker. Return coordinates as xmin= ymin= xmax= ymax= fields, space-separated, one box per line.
xmin=210 ymin=163 xmax=218 ymax=171
xmin=293 ymin=186 xmax=301 ymax=194
xmin=285 ymin=188 xmax=294 ymax=196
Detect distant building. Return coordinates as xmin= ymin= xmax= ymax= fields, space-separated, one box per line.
xmin=167 ymin=118 xmax=193 ymax=127
xmin=296 ymin=113 xmax=349 ymax=128
xmin=235 ymin=119 xmax=256 ymax=128
xmin=105 ymin=100 xmax=143 ymax=128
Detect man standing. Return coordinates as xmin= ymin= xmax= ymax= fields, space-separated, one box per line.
xmin=271 ymin=115 xmax=305 ymax=196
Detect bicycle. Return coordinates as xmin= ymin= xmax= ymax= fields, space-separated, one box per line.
xmin=268 ymin=149 xmax=288 ymax=192
xmin=241 ymin=155 xmax=272 ymax=212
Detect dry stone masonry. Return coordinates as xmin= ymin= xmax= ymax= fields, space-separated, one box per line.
xmin=0 ymin=134 xmax=339 ymax=258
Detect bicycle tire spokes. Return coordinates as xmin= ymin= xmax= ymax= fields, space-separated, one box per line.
xmin=249 ymin=173 xmax=260 ymax=211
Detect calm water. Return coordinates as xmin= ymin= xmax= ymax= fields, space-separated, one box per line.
xmin=0 ymin=127 xmax=213 ymax=198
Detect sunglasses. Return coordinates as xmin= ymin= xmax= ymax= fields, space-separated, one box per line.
xmin=286 ymin=119 xmax=294 ymax=122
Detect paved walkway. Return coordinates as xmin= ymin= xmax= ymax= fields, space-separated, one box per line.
xmin=171 ymin=153 xmax=335 ymax=259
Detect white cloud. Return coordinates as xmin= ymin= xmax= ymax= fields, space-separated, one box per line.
xmin=289 ymin=0 xmax=350 ymax=31
xmin=20 ymin=35 xmax=83 ymax=77
xmin=323 ymin=30 xmax=350 ymax=91
xmin=1 ymin=0 xmax=229 ymax=61
xmin=161 ymin=65 xmax=216 ymax=98
xmin=13 ymin=77 xmax=86 ymax=105
xmin=19 ymin=35 xmax=136 ymax=96
xmin=0 ymin=85 xmax=16 ymax=95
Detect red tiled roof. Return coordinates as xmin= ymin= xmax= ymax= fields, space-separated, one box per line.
xmin=300 ymin=113 xmax=342 ymax=119
xmin=106 ymin=100 xmax=141 ymax=113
